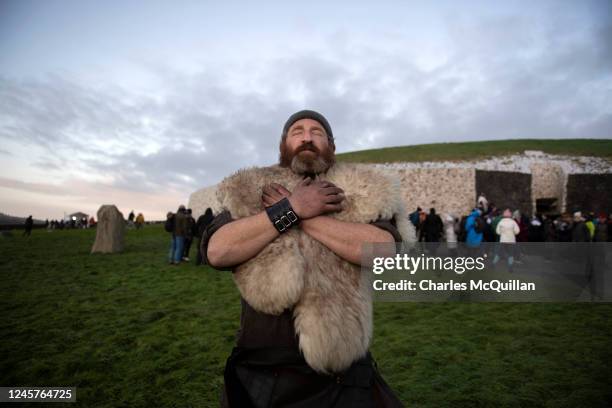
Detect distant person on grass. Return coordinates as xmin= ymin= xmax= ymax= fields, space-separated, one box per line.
xmin=422 ymin=207 xmax=443 ymax=256
xmin=23 ymin=215 xmax=33 ymax=237
xmin=182 ymin=208 xmax=195 ymax=261
xmin=572 ymin=212 xmax=591 ymax=242
xmin=422 ymin=208 xmax=443 ymax=243
xmin=165 ymin=211 xmax=175 ymax=264
xmin=593 ymin=213 xmax=608 ymax=242
xmin=465 ymin=208 xmax=484 ymax=256
xmin=127 ymin=210 xmax=135 ymax=228
xmin=170 ymin=205 xmax=188 ymax=265
xmin=443 ymin=213 xmax=458 ymax=256
xmin=493 ymin=209 xmax=520 ymax=272
xmin=135 ymin=213 xmax=145 ymax=229
xmin=409 ymin=206 xmax=421 ymax=228
xmin=201 ymin=110 xmax=411 ymax=406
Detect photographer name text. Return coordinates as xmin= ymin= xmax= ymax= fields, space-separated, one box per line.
xmin=372 ymin=279 xmax=535 ymax=292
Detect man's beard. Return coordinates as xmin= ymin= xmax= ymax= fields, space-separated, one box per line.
xmin=279 ymin=141 xmax=335 ymax=175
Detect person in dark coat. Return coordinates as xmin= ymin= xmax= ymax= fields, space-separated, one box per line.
xmin=170 ymin=206 xmax=188 ymax=264
xmin=594 ymin=213 xmax=608 ymax=242
xmin=182 ymin=209 xmax=196 ymax=261
xmin=528 ymin=215 xmax=545 ymax=242
xmin=556 ymin=213 xmax=572 ymax=242
xmin=195 ymin=208 xmax=214 ymax=265
xmin=23 ymin=215 xmax=33 ymax=237
xmin=482 ymin=215 xmax=496 ymax=243
xmin=571 ymin=212 xmax=591 ymax=242
xmin=543 ymin=215 xmax=557 ymax=242
xmin=422 ymin=208 xmax=443 ymax=242
xmin=421 ymin=208 xmax=443 ymax=256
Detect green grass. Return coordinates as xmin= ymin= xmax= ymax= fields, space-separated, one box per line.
xmin=1 ymin=226 xmax=611 ymax=407
xmin=336 ymin=139 xmax=612 ymax=163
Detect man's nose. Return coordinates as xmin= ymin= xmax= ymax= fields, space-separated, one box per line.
xmin=301 ymin=130 xmax=313 ymax=143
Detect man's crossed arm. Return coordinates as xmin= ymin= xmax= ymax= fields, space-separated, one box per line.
xmin=207 ymin=179 xmax=394 ymax=268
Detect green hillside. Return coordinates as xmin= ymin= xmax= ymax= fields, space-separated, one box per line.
xmin=336 ymin=139 xmax=612 ymax=164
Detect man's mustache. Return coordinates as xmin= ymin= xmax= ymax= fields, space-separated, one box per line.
xmin=295 ymin=143 xmax=319 ymax=154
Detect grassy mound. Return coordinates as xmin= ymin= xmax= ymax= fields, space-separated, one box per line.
xmin=336 ymin=139 xmax=612 ymax=163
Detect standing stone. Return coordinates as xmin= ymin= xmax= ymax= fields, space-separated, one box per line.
xmin=91 ymin=205 xmax=125 ymax=254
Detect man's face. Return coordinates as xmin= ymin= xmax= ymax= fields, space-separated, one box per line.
xmin=279 ymin=118 xmax=335 ymax=174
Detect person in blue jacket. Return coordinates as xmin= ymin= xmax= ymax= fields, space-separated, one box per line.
xmin=465 ymin=208 xmax=484 ymax=249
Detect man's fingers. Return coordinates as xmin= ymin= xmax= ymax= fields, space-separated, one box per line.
xmin=321 ymin=187 xmax=344 ymax=196
xmin=325 ymin=194 xmax=345 ymax=204
xmin=262 ymin=192 xmax=280 ymax=206
xmin=314 ymin=180 xmax=337 ymax=188
xmin=271 ymin=183 xmax=291 ymax=195
xmin=262 ymin=189 xmax=276 ymax=199
xmin=262 ymin=193 xmax=277 ymax=206
xmin=324 ymin=203 xmax=343 ymax=212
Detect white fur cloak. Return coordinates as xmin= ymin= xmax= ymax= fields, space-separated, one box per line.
xmin=215 ymin=163 xmax=415 ymax=374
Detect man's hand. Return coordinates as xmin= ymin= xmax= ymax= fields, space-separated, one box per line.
xmin=288 ymin=178 xmax=344 ymax=219
xmin=262 ymin=183 xmax=292 ymax=208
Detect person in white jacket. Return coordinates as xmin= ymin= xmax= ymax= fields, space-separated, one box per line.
xmin=443 ymin=213 xmax=458 ymax=254
xmin=493 ymin=208 xmax=520 ymax=270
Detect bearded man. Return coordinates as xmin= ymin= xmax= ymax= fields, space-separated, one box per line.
xmin=201 ymin=110 xmax=413 ymax=407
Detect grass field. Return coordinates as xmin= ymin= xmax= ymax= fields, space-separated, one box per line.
xmin=1 ymin=226 xmax=611 ymax=407
xmin=336 ymin=138 xmax=612 ymax=163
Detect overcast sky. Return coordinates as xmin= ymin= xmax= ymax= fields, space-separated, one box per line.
xmin=1 ymin=0 xmax=611 ymax=220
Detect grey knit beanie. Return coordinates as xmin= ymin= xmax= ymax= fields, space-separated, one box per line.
xmin=282 ymin=110 xmax=334 ymax=145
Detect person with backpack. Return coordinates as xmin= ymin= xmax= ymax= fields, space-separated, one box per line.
xmin=409 ymin=207 xmax=421 ymax=229
xmin=465 ymin=208 xmax=484 ymax=254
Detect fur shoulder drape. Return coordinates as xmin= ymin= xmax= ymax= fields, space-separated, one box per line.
xmin=216 ymin=163 xmax=415 ymax=373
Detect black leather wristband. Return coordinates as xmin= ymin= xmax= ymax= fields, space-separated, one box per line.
xmin=265 ymin=197 xmax=300 ymax=233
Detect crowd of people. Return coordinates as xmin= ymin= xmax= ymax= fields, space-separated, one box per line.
xmin=409 ymin=195 xmax=611 ymax=270
xmin=44 ymin=217 xmax=96 ymax=230
xmin=165 ymin=206 xmax=214 ymax=265
xmin=40 ymin=210 xmax=147 ymax=232
xmin=410 ymin=199 xmax=611 ymax=246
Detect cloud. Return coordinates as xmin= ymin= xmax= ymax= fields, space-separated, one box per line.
xmin=1 ymin=3 xmax=611 ymax=219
